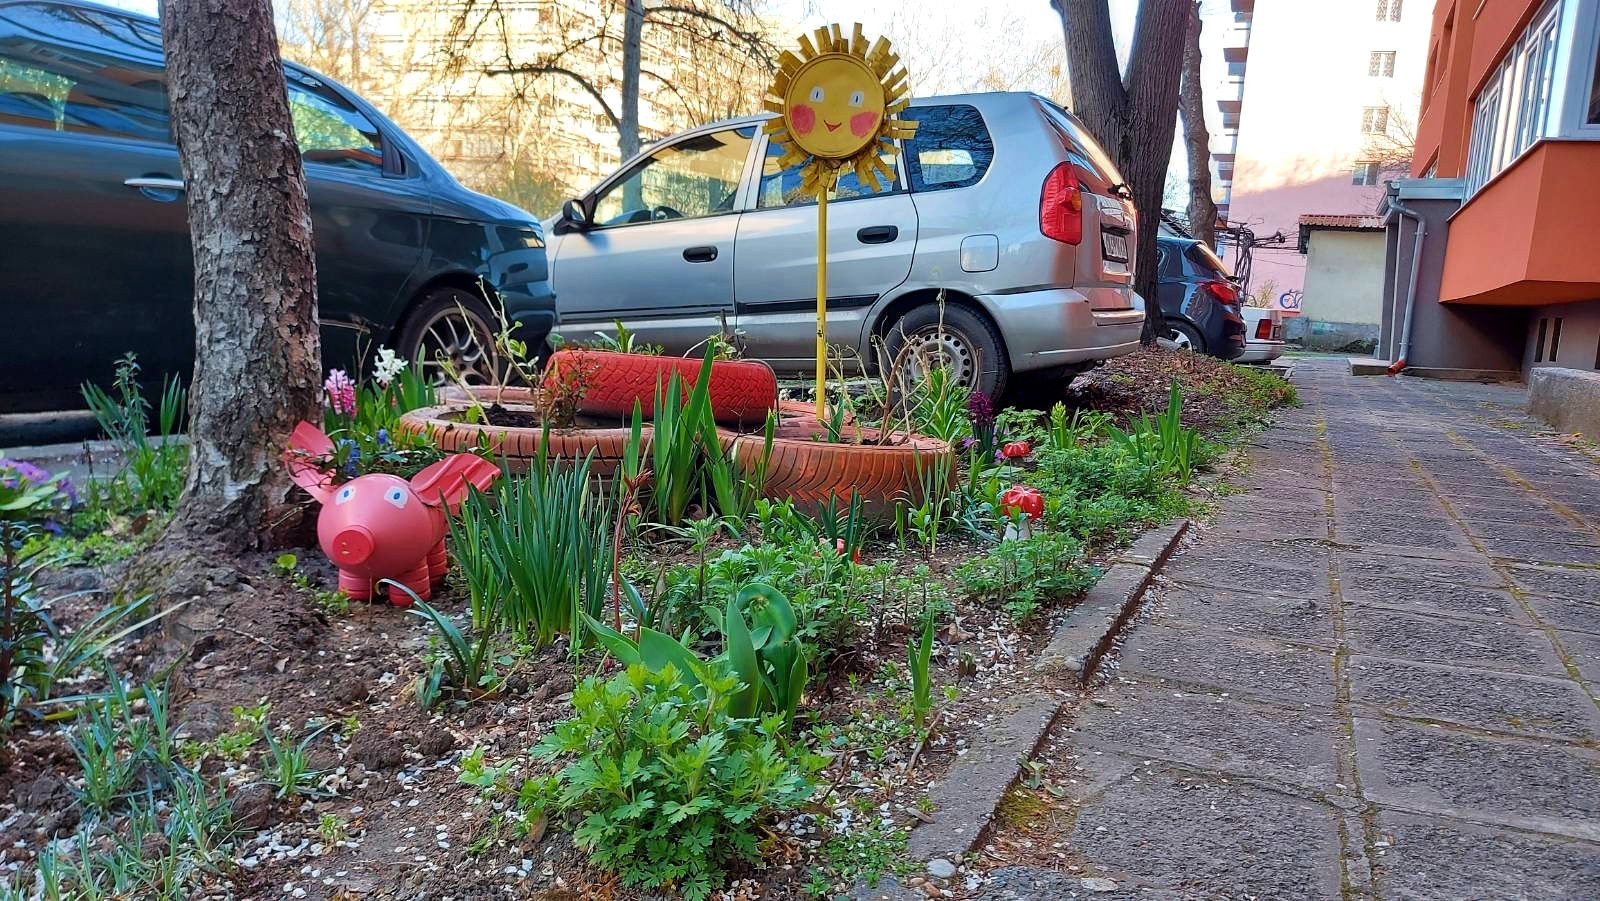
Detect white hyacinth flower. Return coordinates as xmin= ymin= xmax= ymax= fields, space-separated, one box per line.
xmin=373 ymin=347 xmax=406 ymax=387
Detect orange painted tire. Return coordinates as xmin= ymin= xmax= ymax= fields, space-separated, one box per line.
xmin=395 ymin=403 xmax=645 ymax=478
xmin=544 ymin=350 xmax=777 ymax=428
xmin=736 ymin=423 xmax=953 ymax=519
xmin=436 ymin=385 xmax=538 ymax=406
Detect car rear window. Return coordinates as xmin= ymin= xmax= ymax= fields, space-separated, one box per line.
xmin=1185 ymin=241 xmax=1233 ymax=278
xmin=903 ymin=104 xmax=993 ymax=192
xmin=1036 ymin=97 xmax=1126 ymax=194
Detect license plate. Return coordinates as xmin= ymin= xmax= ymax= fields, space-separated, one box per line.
xmin=1101 ymin=232 xmax=1128 ymax=262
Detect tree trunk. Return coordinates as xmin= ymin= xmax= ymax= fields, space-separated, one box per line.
xmin=1054 ymin=0 xmax=1190 ymax=345
xmin=620 ymin=0 xmax=644 ymax=160
xmin=1179 ymin=1 xmax=1218 ymax=249
xmin=163 ymin=0 xmax=322 ymax=551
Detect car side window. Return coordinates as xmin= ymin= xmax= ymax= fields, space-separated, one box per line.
xmin=903 ymin=104 xmax=994 ymax=192
xmin=756 ymin=138 xmax=898 ymax=209
xmin=286 ymin=74 xmax=383 ymax=172
xmin=0 ymin=2 xmax=168 ymax=142
xmin=592 ymin=126 xmax=754 ymax=227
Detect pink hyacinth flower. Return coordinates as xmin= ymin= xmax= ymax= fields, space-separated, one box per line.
xmin=324 ymin=369 xmax=357 ymax=417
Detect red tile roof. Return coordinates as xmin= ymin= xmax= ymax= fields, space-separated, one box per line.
xmin=1298 ymin=214 xmax=1384 ymax=230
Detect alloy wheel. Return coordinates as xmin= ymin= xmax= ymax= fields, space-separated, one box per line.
xmin=415 ymin=308 xmax=497 ymax=385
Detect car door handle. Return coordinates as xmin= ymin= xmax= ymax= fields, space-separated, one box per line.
xmin=682 ymin=245 xmax=718 ymax=263
xmin=124 ymin=177 xmax=186 ymax=191
xmin=857 ymin=225 xmax=898 ymax=244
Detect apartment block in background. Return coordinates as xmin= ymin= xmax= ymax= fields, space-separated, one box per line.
xmin=1219 ymin=0 xmax=1430 ymax=346
xmin=1377 ymin=0 xmax=1600 ymax=392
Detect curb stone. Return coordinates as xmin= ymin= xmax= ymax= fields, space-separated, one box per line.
xmin=853 ymin=519 xmax=1190 ymax=895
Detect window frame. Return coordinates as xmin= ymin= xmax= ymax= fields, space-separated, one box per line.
xmin=1463 ymin=0 xmax=1570 ymax=195
xmin=1369 ymin=50 xmax=1397 ymax=77
xmin=1361 ymin=105 xmax=1390 ymax=133
xmin=583 ymin=123 xmax=759 ymax=230
xmin=749 ymin=131 xmax=905 ymax=212
xmin=283 ymin=68 xmax=389 ymax=177
xmin=902 ymin=102 xmax=997 ymax=193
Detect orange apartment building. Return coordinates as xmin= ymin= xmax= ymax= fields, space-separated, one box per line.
xmin=1378 ymin=0 xmax=1600 ymax=379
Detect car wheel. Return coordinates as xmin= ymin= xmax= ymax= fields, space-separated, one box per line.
xmin=881 ymin=303 xmax=1008 ymax=399
xmin=394 ymin=287 xmax=501 ymax=385
xmin=1166 ymin=320 xmax=1207 ymax=354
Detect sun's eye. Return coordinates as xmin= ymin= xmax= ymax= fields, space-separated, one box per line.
xmin=849 ymin=90 xmax=865 ymax=107
xmin=384 ymin=487 xmax=407 ymax=510
xmin=335 ymin=485 xmax=355 ymax=506
xmin=809 ymin=85 xmax=824 ymax=103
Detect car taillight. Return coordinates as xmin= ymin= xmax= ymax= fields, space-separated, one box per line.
xmin=1255 ymin=318 xmax=1273 ymax=340
xmin=1203 ymin=280 xmax=1239 ymax=304
xmin=1040 ymin=162 xmax=1083 ymax=245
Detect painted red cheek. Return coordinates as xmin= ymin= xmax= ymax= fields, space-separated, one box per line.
xmin=792 ymin=104 xmax=816 ymax=135
xmin=850 ymin=111 xmax=879 ymax=138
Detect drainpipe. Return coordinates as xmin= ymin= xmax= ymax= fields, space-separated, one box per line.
xmin=1381 ymin=191 xmax=1427 ymax=376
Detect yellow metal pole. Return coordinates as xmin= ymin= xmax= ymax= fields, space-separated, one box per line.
xmin=815 ymin=171 xmax=830 ymax=422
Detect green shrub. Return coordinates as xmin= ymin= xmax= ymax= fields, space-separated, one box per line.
xmin=79 ymin=353 xmax=187 ymax=519
xmin=956 ymin=532 xmax=1100 ymax=622
xmin=528 ymin=662 xmax=821 ymax=900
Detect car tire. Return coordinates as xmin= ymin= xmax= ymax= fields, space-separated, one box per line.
xmin=881 ymin=302 xmax=1008 ymax=399
xmin=394 ymin=287 xmax=502 ymax=385
xmin=1168 ymin=320 xmax=1207 ymax=354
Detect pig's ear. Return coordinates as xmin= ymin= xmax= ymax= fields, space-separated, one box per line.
xmin=284 ymin=421 xmax=335 ymax=504
xmin=411 ymin=454 xmax=501 ymax=511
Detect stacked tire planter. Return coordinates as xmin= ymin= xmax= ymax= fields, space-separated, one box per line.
xmin=403 ymin=350 xmax=952 ymax=516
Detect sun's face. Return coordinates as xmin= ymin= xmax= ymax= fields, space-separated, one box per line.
xmin=763 ymin=23 xmax=917 ymax=198
xmin=783 ymin=54 xmax=885 ymax=160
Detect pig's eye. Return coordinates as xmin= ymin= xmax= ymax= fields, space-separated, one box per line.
xmin=335 ymin=485 xmax=355 ymax=506
xmin=383 ymin=487 xmax=407 ymax=509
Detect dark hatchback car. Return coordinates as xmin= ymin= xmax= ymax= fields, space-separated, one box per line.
xmin=1155 ymin=235 xmax=1245 ymax=360
xmin=0 ymin=0 xmax=555 ymax=414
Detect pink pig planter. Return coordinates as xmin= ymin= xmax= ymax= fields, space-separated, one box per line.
xmin=285 ymin=422 xmax=500 ymax=608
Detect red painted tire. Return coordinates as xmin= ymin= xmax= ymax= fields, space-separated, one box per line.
xmin=436 ymin=385 xmax=538 ymax=406
xmin=544 ymin=350 xmax=777 ymax=428
xmin=395 ymin=403 xmax=645 ymax=478
xmin=735 ymin=422 xmax=953 ymax=519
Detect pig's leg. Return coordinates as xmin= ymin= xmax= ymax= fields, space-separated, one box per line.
xmin=427 ymin=540 xmax=448 ymax=585
xmin=386 ymin=558 xmax=431 ymax=607
xmin=338 ymin=569 xmax=373 ymax=602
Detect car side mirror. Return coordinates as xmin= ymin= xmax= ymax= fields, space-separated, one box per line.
xmin=556 ymin=198 xmax=589 ymax=234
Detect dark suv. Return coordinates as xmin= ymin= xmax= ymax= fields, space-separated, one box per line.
xmin=1154 ymin=235 xmax=1245 ymax=360
xmin=0 ymin=0 xmax=555 ymax=413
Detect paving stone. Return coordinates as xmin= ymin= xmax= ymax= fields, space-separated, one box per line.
xmin=1342 ymin=606 xmax=1566 ymax=677
xmin=1174 ymin=539 xmax=1330 ymax=574
xmin=1455 ymin=505 xmax=1575 ymax=527
xmin=1338 ymin=574 xmax=1530 ymax=623
xmin=1063 ymin=762 xmax=1343 ymax=899
xmin=1504 ymin=564 xmax=1600 ymax=599
xmin=1552 ymin=629 xmax=1600 ymax=685
xmin=1069 ymin=680 xmax=1339 ymax=790
xmin=1524 ymin=594 xmax=1600 ymax=634
xmin=1484 ymin=538 xmax=1600 ymax=567
xmin=1354 ymin=717 xmax=1600 ymax=841
xmin=1165 ymin=557 xmax=1326 ymax=597
xmin=1117 ymin=625 xmax=1336 ymax=705
xmin=1460 ymin=521 xmax=1600 ymax=545
xmin=1348 ymin=655 xmax=1600 ymax=741
xmin=1153 ymin=583 xmax=1336 ymax=647
xmin=1372 ymin=811 xmax=1600 ymax=900
xmin=1342 ymin=523 xmax=1474 ymax=550
xmin=1336 ymin=551 xmax=1504 ymax=588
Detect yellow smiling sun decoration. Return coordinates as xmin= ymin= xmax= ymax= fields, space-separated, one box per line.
xmin=764 ymin=23 xmax=916 ymax=196
xmin=764 ymin=23 xmax=916 ymax=418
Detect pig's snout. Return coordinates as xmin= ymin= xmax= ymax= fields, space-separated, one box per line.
xmin=329 ymin=525 xmax=376 ymax=566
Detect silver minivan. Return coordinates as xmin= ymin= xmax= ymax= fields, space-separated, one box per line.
xmin=543 ymin=92 xmax=1144 ymax=397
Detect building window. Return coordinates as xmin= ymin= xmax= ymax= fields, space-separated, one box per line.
xmin=1362 ymin=106 xmax=1390 ymax=133
xmin=1465 ymin=1 xmax=1559 ymax=193
xmin=1352 ymin=161 xmax=1382 ymax=185
xmin=1589 ymin=27 xmax=1600 ymax=124
xmin=1535 ymin=318 xmax=1548 ymax=362
xmin=1370 ymin=51 xmax=1397 ymax=77
xmin=1551 ymin=317 xmax=1564 ymax=360
xmin=1377 ymin=0 xmax=1402 ymax=21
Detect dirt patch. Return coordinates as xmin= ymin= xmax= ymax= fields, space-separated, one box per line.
xmin=1063 ymin=347 xmax=1293 ymax=433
